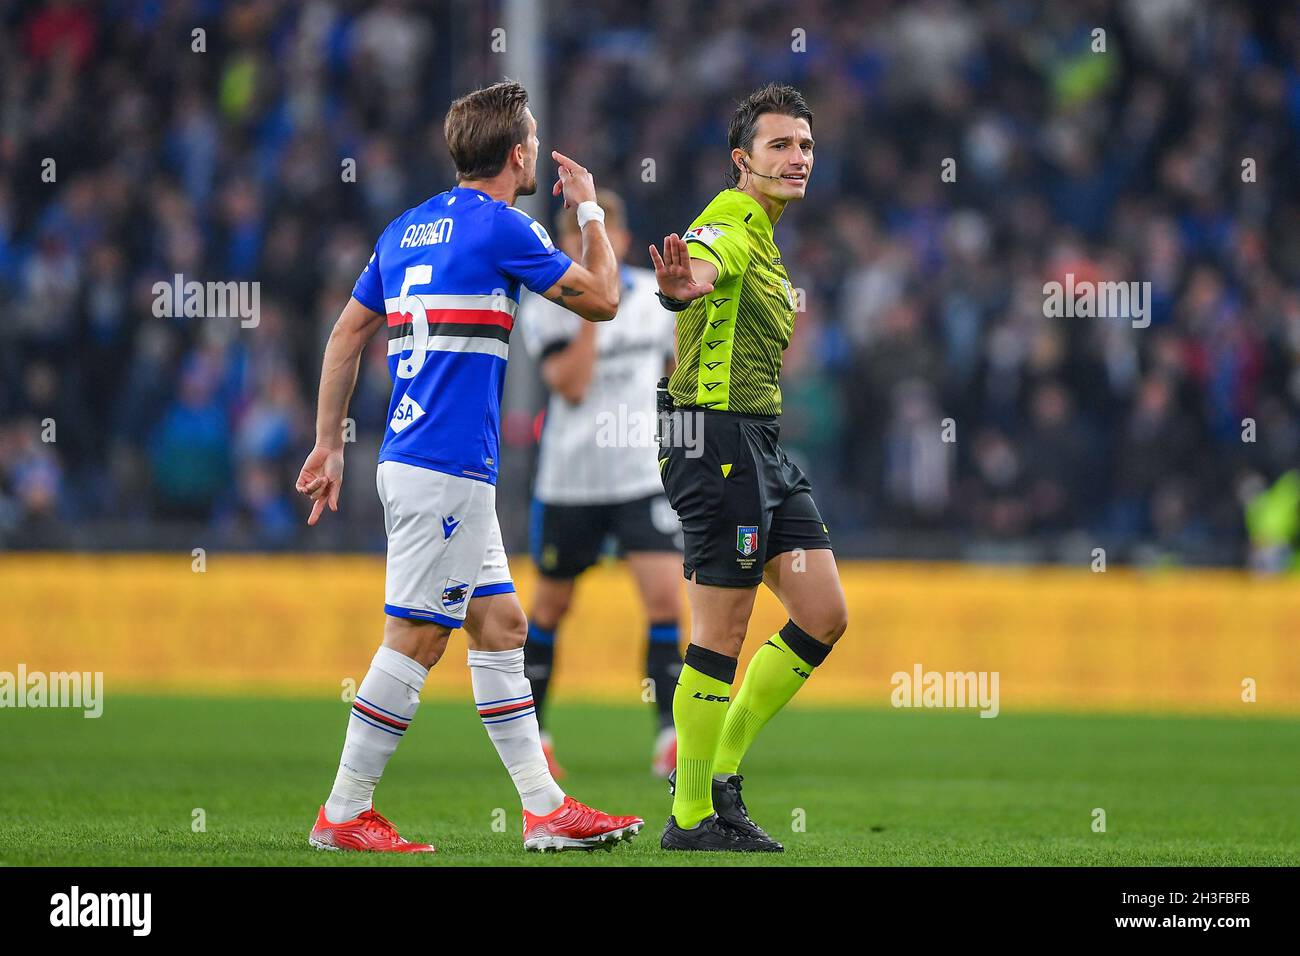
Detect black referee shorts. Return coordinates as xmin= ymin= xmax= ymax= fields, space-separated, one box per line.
xmin=658 ymin=407 xmax=832 ymax=588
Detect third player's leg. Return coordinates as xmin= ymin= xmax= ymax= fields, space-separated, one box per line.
xmin=627 ymin=550 xmax=685 ymax=773
xmin=523 ymin=574 xmax=574 ymax=741
xmin=523 ymin=498 xmax=606 ymax=748
xmin=626 ymin=551 xmax=682 ymax=622
xmin=529 ymin=575 xmax=576 ymax=632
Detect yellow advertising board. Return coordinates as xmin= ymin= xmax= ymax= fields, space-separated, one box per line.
xmin=1 ymin=555 xmax=1295 ymax=714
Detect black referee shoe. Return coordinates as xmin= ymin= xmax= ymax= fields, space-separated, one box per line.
xmin=667 ymin=769 xmax=784 ymax=851
xmin=660 ymin=813 xmax=780 ymax=852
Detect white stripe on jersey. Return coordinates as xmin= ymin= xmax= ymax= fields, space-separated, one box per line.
xmin=381 ymin=293 xmax=519 ymax=316
xmin=520 ymin=265 xmax=676 ymax=505
xmin=389 ymin=335 xmax=510 ymax=359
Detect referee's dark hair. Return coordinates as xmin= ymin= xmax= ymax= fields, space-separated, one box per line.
xmin=444 ymin=80 xmax=531 ymax=181
xmin=726 ymin=83 xmax=813 ymax=187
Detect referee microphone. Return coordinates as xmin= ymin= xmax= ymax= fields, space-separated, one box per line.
xmin=740 ymin=158 xmax=789 ymax=181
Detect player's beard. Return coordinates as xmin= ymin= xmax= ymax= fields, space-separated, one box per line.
xmin=517 ymin=170 xmax=537 ymax=196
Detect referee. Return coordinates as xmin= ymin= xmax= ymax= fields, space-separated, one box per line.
xmin=649 ymin=84 xmax=848 ymax=852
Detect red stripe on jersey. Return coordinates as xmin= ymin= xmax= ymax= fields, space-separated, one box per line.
xmin=386 ymin=308 xmax=514 ymax=330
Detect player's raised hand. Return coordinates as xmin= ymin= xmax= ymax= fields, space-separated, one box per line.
xmin=295 ymin=444 xmax=345 ymax=526
xmin=551 ymin=150 xmax=596 ymax=209
xmin=649 ymin=234 xmax=715 ymax=303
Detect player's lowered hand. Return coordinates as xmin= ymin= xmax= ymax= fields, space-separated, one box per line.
xmin=551 ymin=150 xmax=596 ymax=209
xmin=295 ymin=444 xmax=344 ymax=525
xmin=649 ymin=234 xmax=714 ymax=302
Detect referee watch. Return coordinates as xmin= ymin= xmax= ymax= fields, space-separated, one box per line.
xmin=656 ymin=290 xmax=691 ymax=312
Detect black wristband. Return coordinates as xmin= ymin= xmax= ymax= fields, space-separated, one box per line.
xmin=656 ymin=290 xmax=691 ymax=312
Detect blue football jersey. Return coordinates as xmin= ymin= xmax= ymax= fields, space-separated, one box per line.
xmin=352 ymin=187 xmax=574 ymax=483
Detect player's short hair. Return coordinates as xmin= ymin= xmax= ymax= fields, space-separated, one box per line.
xmin=554 ymin=188 xmax=626 ymax=238
xmin=444 ymin=80 xmax=531 ymax=181
xmin=726 ymin=83 xmax=813 ymax=186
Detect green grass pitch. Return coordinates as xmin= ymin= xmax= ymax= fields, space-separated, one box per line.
xmin=1 ymin=695 xmax=1297 ymax=866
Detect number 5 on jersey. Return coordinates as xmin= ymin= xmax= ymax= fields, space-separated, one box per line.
xmin=397 ymin=265 xmax=433 ymax=379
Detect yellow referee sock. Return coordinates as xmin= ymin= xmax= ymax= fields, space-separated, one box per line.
xmin=671 ymin=645 xmax=737 ymax=829
xmin=715 ymin=621 xmax=832 ymax=777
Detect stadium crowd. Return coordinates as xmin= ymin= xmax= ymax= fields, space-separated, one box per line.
xmin=2 ymin=0 xmax=1298 ymax=566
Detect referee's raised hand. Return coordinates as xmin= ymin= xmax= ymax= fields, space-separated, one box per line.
xmin=649 ymin=234 xmax=715 ymax=303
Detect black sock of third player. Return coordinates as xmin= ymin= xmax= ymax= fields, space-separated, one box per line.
xmin=524 ymin=622 xmax=556 ymax=730
xmin=646 ymin=621 xmax=682 ymax=730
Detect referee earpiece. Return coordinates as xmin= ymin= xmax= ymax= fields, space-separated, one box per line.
xmin=735 ymin=154 xmax=750 ymax=187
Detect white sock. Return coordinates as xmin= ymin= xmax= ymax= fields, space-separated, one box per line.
xmin=469 ymin=647 xmax=565 ymax=815
xmin=324 ymin=645 xmax=428 ymax=823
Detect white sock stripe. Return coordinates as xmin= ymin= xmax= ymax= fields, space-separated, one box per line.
xmin=467 ymin=647 xmax=525 ymax=672
xmin=371 ymin=645 xmax=430 ymax=690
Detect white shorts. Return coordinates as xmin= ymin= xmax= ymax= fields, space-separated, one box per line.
xmin=377 ymin=460 xmax=514 ymax=628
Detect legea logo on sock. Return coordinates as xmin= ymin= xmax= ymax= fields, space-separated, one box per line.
xmin=889 ymin=663 xmax=999 ymax=718
xmin=691 ymin=691 xmax=730 ymax=703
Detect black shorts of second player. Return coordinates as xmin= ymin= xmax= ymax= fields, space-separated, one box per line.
xmin=658 ymin=408 xmax=832 ymax=588
xmin=529 ymin=493 xmax=683 ymax=580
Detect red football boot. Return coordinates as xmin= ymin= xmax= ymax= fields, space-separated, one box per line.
xmin=522 ymin=796 xmax=643 ymax=852
xmin=309 ymin=806 xmax=436 ymax=853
